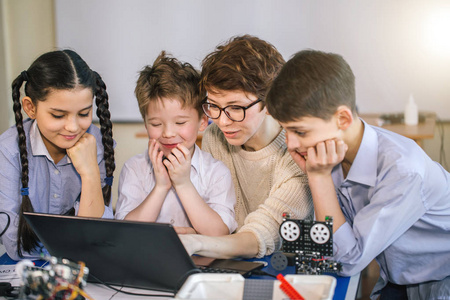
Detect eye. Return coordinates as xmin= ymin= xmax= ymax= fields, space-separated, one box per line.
xmin=176 ymin=122 xmax=187 ymax=125
xmin=228 ymin=106 xmax=243 ymax=112
xmin=149 ymin=123 xmax=161 ymax=127
xmin=51 ymin=114 xmax=64 ymax=119
xmin=79 ymin=112 xmax=90 ymax=117
xmin=294 ymin=131 xmax=305 ymax=136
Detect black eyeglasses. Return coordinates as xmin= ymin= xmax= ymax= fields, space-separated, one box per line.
xmin=201 ymin=98 xmax=262 ymax=122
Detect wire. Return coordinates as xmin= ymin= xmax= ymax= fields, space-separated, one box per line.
xmin=88 ymin=273 xmax=175 ymax=298
xmin=312 ymin=256 xmax=326 ymax=262
xmin=0 ymin=212 xmax=11 ymax=237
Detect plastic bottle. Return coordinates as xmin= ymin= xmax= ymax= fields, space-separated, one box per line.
xmin=404 ymin=94 xmax=418 ymax=125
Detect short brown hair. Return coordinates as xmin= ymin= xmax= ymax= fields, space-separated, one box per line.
xmin=266 ymin=49 xmax=356 ymax=122
xmin=135 ymin=51 xmax=204 ymax=119
xmin=200 ymin=35 xmax=285 ymax=104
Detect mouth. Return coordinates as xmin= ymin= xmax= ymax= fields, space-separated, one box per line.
xmin=160 ymin=143 xmax=179 ymax=149
xmin=222 ymin=130 xmax=239 ymax=138
xmin=296 ymin=150 xmax=308 ymax=160
xmin=61 ymin=134 xmax=78 ymax=141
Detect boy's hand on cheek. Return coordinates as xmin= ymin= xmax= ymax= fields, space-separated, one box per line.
xmin=166 ymin=144 xmax=192 ymax=189
xmin=286 ymin=133 xmax=307 ymax=173
xmin=148 ymin=139 xmax=171 ymax=191
xmin=306 ymin=139 xmax=347 ymax=176
xmin=288 ymin=148 xmax=307 ymax=173
xmin=67 ymin=133 xmax=98 ymax=177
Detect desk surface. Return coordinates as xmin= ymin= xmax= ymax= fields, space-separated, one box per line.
xmin=360 ymin=112 xmax=436 ymax=146
xmin=0 ymin=245 xmax=359 ymax=300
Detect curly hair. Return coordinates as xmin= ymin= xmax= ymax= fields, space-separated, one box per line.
xmin=135 ymin=51 xmax=203 ymax=119
xmin=200 ymin=35 xmax=285 ymax=105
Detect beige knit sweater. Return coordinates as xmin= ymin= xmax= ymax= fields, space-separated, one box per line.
xmin=202 ymin=124 xmax=313 ymax=257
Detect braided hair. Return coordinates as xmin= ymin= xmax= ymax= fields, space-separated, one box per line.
xmin=11 ymin=50 xmax=115 ymax=257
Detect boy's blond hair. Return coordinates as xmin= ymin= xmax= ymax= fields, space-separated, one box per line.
xmin=135 ymin=51 xmax=204 ymax=119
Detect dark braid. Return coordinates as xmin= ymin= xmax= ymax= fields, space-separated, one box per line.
xmin=93 ymin=72 xmax=115 ymax=205
xmin=12 ymin=73 xmax=40 ymax=257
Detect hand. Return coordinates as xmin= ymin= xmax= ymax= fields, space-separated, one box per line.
xmin=178 ymin=234 xmax=201 ymax=256
xmin=174 ymin=226 xmax=198 ymax=234
xmin=164 ymin=144 xmax=192 ymax=188
xmin=304 ymin=139 xmax=348 ymax=176
xmin=66 ymin=133 xmax=99 ymax=177
xmin=286 ymin=133 xmax=307 ymax=172
xmin=148 ymin=139 xmax=171 ymax=191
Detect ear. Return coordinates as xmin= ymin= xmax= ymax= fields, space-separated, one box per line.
xmin=22 ymin=97 xmax=36 ymax=119
xmin=334 ymin=105 xmax=354 ymax=130
xmin=198 ymin=114 xmax=209 ymax=132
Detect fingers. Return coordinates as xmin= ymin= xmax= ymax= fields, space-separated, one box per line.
xmin=336 ymin=139 xmax=348 ymax=161
xmin=288 ymin=148 xmax=307 ymax=173
xmin=148 ymin=139 xmax=166 ymax=165
xmin=163 ymin=144 xmax=190 ymax=169
xmin=307 ymin=139 xmax=347 ymax=169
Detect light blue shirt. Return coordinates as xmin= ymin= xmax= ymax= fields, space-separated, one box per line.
xmin=332 ymin=120 xmax=450 ymax=296
xmin=116 ymin=144 xmax=238 ymax=233
xmin=0 ymin=119 xmax=113 ymax=260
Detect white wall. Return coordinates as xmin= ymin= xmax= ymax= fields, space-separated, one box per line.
xmin=1 ymin=1 xmax=449 ymax=208
xmin=0 ymin=1 xmax=9 ymax=132
xmin=0 ymin=0 xmax=55 ymax=133
xmin=54 ymin=0 xmax=450 ymax=122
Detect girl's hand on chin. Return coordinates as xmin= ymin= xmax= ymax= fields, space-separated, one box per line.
xmin=67 ymin=133 xmax=98 ymax=177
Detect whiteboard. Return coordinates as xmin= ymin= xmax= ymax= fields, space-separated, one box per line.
xmin=55 ymin=0 xmax=450 ymax=122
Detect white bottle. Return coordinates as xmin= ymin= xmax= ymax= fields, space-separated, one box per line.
xmin=404 ymin=94 xmax=418 ymax=125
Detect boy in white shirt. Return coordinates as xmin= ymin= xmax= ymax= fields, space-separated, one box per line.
xmin=115 ymin=51 xmax=237 ymax=235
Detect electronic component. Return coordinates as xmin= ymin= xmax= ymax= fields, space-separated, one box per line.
xmin=16 ymin=256 xmax=92 ymax=300
xmin=274 ymin=214 xmax=342 ymax=275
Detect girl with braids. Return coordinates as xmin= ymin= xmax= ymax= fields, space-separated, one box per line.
xmin=0 ymin=49 xmax=115 ymax=260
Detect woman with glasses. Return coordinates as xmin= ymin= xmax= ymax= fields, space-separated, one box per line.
xmin=179 ymin=35 xmax=313 ymax=259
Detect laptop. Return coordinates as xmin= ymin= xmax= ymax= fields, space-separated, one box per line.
xmin=23 ymin=212 xmax=264 ymax=293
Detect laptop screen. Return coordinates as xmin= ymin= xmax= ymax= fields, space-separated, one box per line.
xmin=22 ymin=212 xmax=265 ymax=294
xmin=23 ymin=212 xmax=197 ymax=292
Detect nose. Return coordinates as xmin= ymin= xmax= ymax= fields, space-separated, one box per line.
xmin=65 ymin=116 xmax=79 ymax=133
xmin=162 ymin=124 xmax=176 ymax=138
xmin=217 ymin=111 xmax=233 ymax=127
xmin=285 ymin=131 xmax=300 ymax=150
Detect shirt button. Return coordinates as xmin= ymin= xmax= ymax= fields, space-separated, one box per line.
xmin=53 ymin=194 xmax=59 ymax=198
xmin=54 ymin=170 xmax=60 ymax=175
xmin=170 ymin=219 xmax=175 ymax=224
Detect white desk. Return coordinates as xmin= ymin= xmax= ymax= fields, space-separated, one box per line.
xmin=0 ymin=244 xmax=360 ymax=300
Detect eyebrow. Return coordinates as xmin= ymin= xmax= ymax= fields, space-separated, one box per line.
xmin=285 ymin=126 xmax=306 ymax=131
xmin=206 ymin=97 xmax=247 ymax=106
xmin=50 ymin=105 xmax=93 ymax=113
xmin=147 ymin=115 xmax=191 ymax=122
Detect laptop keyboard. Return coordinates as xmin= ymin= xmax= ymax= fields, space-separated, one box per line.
xmin=198 ymin=266 xmax=239 ymax=274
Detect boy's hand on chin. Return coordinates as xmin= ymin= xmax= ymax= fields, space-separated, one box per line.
xmin=166 ymin=144 xmax=192 ymax=188
xmin=306 ymin=139 xmax=348 ymax=176
xmin=148 ymin=139 xmax=171 ymax=190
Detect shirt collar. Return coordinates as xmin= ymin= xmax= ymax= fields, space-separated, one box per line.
xmin=29 ymin=120 xmax=70 ymax=164
xmin=190 ymin=144 xmax=200 ymax=173
xmin=345 ymin=119 xmax=378 ymax=187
